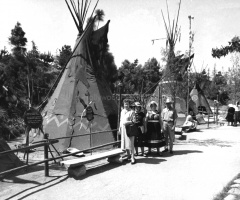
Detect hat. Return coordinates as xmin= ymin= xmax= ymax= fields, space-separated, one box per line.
xmin=150 ymin=101 xmax=157 ymax=106
xmin=166 ymin=98 xmax=173 ymax=104
xmin=134 ymin=102 xmax=142 ymax=107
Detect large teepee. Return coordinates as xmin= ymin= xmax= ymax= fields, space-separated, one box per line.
xmin=38 ymin=0 xmax=118 ymax=152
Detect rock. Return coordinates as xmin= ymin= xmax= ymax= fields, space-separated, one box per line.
xmin=233 ymin=179 xmax=240 ymax=184
xmin=224 ymin=194 xmax=236 ymax=200
xmin=228 ymin=188 xmax=240 ymax=195
xmin=107 ymin=155 xmax=123 ymax=164
xmin=68 ymin=165 xmax=86 ymax=178
xmin=230 ymin=184 xmax=240 ymax=188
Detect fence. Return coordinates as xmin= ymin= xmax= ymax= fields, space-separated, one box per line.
xmin=0 ymin=129 xmax=120 ymax=178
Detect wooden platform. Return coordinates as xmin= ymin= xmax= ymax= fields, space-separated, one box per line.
xmin=60 ymin=148 xmax=124 ymax=169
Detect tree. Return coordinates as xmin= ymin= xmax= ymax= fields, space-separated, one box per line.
xmin=57 ymin=45 xmax=72 ymax=69
xmin=102 ymin=50 xmax=118 ymax=92
xmin=9 ymin=22 xmax=27 ymax=56
xmin=0 ymin=47 xmax=10 ymax=63
xmin=212 ymin=37 xmax=240 ymax=103
xmin=118 ymin=58 xmax=161 ymax=95
xmin=95 ymin=9 xmax=105 ymax=29
xmin=212 ymin=36 xmax=240 ymax=58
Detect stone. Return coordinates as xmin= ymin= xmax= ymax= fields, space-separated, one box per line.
xmin=107 ymin=155 xmax=123 ymax=164
xmin=224 ymin=194 xmax=236 ymax=200
xmin=68 ymin=165 xmax=86 ymax=178
xmin=233 ymin=179 xmax=240 ymax=184
xmin=230 ymin=184 xmax=240 ymax=188
xmin=228 ymin=188 xmax=240 ymax=195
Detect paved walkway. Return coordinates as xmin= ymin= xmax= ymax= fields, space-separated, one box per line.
xmin=1 ymin=125 xmax=240 ymax=200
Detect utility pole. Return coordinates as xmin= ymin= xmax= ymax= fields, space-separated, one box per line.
xmin=187 ymin=15 xmax=194 ymax=116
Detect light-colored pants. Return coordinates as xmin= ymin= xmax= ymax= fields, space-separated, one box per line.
xmin=162 ymin=122 xmax=174 ymax=150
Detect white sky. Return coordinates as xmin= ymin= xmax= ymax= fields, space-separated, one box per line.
xmin=1 ymin=0 xmax=240 ymax=73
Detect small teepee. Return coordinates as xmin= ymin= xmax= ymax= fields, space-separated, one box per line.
xmin=38 ymin=0 xmax=118 ymax=152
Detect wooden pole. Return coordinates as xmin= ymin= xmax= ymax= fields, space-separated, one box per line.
xmin=117 ymin=82 xmax=122 ymax=143
xmin=44 ymin=133 xmax=49 ymax=177
xmin=187 ymin=15 xmax=194 ymax=116
xmin=208 ymin=112 xmax=209 ymax=128
xmin=90 ymin=123 xmax=92 ymax=155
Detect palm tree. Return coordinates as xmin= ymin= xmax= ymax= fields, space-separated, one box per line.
xmin=95 ymin=9 xmax=105 ymax=29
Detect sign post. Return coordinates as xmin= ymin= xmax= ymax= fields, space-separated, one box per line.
xmin=23 ymin=107 xmax=44 ymax=162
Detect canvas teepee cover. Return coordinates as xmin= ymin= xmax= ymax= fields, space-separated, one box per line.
xmin=190 ymin=83 xmax=213 ymax=115
xmin=40 ymin=2 xmax=118 ymax=152
xmin=0 ymin=139 xmax=23 ymax=174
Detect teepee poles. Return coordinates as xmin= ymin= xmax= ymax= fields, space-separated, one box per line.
xmin=161 ymin=0 xmax=182 ymax=113
xmin=65 ymin=0 xmax=99 ymax=34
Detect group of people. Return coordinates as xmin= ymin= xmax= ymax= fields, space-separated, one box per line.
xmin=119 ymin=98 xmax=178 ymax=164
xmin=226 ymin=101 xmax=240 ymax=126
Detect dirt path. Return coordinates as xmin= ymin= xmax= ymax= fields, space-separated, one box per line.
xmin=1 ymin=125 xmax=240 ymax=200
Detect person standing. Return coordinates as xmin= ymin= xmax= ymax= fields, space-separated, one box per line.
xmin=226 ymin=104 xmax=235 ymax=126
xmin=145 ymin=101 xmax=165 ymax=156
xmin=133 ymin=102 xmax=146 ymax=157
xmin=161 ymin=98 xmax=178 ymax=154
xmin=234 ymin=101 xmax=240 ymax=126
xmin=119 ymin=99 xmax=136 ymax=164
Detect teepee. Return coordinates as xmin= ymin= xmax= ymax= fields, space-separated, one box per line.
xmin=158 ymin=0 xmax=194 ymax=114
xmin=38 ymin=0 xmax=118 ymax=152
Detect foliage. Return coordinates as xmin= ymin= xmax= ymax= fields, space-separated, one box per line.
xmin=9 ymin=22 xmax=28 ymax=56
xmin=0 ymin=23 xmax=59 ymax=139
xmin=212 ymin=36 xmax=240 ymax=58
xmin=56 ymin=45 xmax=72 ymax=69
xmin=102 ymin=49 xmax=118 ymax=92
xmin=208 ymin=71 xmax=229 ymax=104
xmin=118 ymin=58 xmax=162 ymax=95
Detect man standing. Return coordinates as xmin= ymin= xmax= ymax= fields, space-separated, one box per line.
xmin=161 ymin=98 xmax=178 ymax=154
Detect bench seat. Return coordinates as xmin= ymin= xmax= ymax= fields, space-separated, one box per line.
xmin=60 ymin=148 xmax=124 ymax=168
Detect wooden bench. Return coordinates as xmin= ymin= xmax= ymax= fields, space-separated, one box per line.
xmin=60 ymin=148 xmax=125 ymax=177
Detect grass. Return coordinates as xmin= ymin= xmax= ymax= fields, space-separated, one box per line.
xmin=213 ymin=173 xmax=240 ymax=200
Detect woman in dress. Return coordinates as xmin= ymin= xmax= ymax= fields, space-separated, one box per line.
xmin=119 ymin=99 xmax=136 ymax=164
xmin=133 ymin=102 xmax=147 ymax=157
xmin=226 ymin=104 xmax=235 ymax=126
xmin=145 ymin=101 xmax=165 ymax=156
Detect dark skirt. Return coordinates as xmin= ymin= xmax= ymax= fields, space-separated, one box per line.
xmin=134 ymin=127 xmax=146 ymax=147
xmin=226 ymin=113 xmax=234 ymax=122
xmin=145 ymin=121 xmax=165 ymax=148
xmin=235 ymin=111 xmax=240 ymax=123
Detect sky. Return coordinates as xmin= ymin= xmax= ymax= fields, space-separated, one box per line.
xmin=1 ymin=0 xmax=240 ymax=73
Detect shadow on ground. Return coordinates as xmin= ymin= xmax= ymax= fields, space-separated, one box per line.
xmin=160 ymin=150 xmax=203 ymax=157
xmin=4 ymin=175 xmax=68 ymax=200
xmin=135 ymin=158 xmax=167 ymax=164
xmin=1 ymin=163 xmax=65 ymax=181
xmin=73 ymin=161 xmax=125 ymax=180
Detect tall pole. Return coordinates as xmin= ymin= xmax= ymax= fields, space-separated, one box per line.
xmin=117 ymin=82 xmax=122 ymax=143
xmin=187 ymin=15 xmax=194 ymax=116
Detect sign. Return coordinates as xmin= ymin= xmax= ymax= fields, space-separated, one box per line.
xmin=24 ymin=108 xmax=43 ymax=128
xmin=192 ymin=95 xmax=198 ymax=101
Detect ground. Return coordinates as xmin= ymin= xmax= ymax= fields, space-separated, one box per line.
xmin=1 ymin=123 xmax=240 ymax=200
